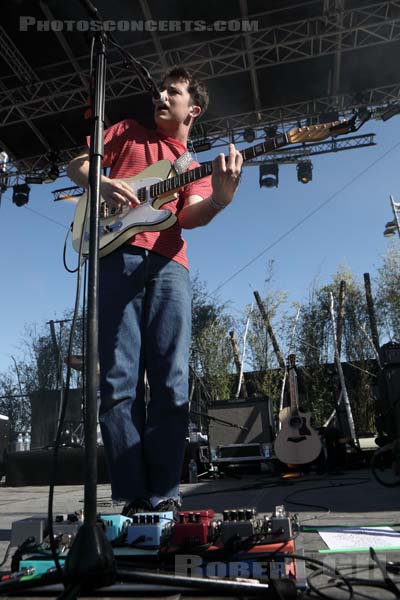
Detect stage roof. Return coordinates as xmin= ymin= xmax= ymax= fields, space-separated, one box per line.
xmin=1 ymin=0 xmax=400 ymax=178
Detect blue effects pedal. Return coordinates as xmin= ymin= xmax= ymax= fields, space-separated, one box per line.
xmin=100 ymin=514 xmax=132 ymax=541
xmin=126 ymin=511 xmax=174 ymax=547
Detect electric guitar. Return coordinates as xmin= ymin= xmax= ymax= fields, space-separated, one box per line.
xmin=274 ymin=354 xmax=322 ymax=465
xmin=72 ymin=120 xmax=351 ymax=258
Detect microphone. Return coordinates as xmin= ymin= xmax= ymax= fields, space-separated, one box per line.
xmin=151 ymin=86 xmax=162 ymax=101
xmin=152 ymin=89 xmax=166 ymax=104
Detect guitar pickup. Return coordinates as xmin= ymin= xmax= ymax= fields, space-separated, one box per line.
xmin=102 ymin=221 xmax=123 ymax=234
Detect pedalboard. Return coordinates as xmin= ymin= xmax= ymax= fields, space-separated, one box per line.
xmin=10 ymin=505 xmax=298 ymax=584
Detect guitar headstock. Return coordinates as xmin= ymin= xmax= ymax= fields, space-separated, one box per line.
xmin=287 ymin=120 xmax=352 ymax=144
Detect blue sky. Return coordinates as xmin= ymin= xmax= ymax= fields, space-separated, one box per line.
xmin=0 ymin=117 xmax=399 ymax=374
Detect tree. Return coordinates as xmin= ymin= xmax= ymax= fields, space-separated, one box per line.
xmin=190 ymin=275 xmax=235 ymax=402
xmin=244 ymin=261 xmax=288 ymax=408
xmin=375 ymin=242 xmax=400 ymax=341
xmin=294 ymin=266 xmax=377 ymax=431
xmin=16 ymin=311 xmax=85 ymax=395
xmin=0 ymin=310 xmax=85 ymax=442
xmin=0 ymin=370 xmax=31 ymax=439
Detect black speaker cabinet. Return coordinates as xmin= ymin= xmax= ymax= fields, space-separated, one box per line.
xmin=5 ymin=447 xmax=110 ymax=486
xmin=0 ymin=415 xmax=9 ymax=457
xmin=377 ymin=364 xmax=400 ymax=439
xmin=207 ymin=396 xmax=274 ymax=447
xmin=30 ymin=389 xmax=83 ymax=449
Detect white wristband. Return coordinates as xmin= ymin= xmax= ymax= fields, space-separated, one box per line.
xmin=208 ymin=195 xmax=226 ymax=211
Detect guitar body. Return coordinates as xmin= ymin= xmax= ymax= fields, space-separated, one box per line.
xmin=72 ymin=160 xmax=178 ymax=258
xmin=274 ymin=408 xmax=322 ymax=465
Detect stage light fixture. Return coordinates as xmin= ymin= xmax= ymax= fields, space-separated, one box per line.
xmin=12 ymin=183 xmax=30 ymax=207
xmin=46 ymin=164 xmax=60 ymax=182
xmin=243 ymin=128 xmax=255 ymax=143
xmin=0 ymin=151 xmax=8 ymax=173
xmin=384 ymin=225 xmax=396 ymax=237
xmin=259 ymin=163 xmax=279 ymax=188
xmin=384 ymin=220 xmax=398 ymax=237
xmin=297 ymin=161 xmax=313 ymax=184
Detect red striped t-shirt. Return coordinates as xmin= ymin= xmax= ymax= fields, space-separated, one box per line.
xmin=97 ymin=119 xmax=212 ymax=269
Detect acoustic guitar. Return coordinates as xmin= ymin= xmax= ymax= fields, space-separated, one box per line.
xmin=274 ymin=354 xmax=322 ymax=465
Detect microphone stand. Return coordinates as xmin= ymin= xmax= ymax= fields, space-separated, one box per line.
xmin=63 ymin=3 xmax=115 ymax=590
xmin=62 ymin=1 xmax=165 ymax=592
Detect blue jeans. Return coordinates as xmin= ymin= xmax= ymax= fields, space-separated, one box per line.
xmin=98 ymin=246 xmax=191 ymax=506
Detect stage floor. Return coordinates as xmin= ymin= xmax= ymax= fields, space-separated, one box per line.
xmin=0 ymin=467 xmax=399 ymax=598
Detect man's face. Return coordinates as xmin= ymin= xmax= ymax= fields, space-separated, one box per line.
xmin=154 ymin=77 xmax=199 ymax=128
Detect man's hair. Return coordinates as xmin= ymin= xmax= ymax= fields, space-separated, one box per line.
xmin=161 ymin=66 xmax=209 ymax=116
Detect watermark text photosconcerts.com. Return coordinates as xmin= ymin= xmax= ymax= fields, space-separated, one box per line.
xmin=20 ymin=17 xmax=259 ymax=33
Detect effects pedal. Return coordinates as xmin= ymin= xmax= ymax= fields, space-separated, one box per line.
xmin=126 ymin=511 xmax=174 ymax=547
xmin=219 ymin=508 xmax=262 ymax=544
xmin=18 ymin=558 xmax=65 ymax=580
xmin=100 ymin=514 xmax=132 ymax=542
xmin=171 ymin=510 xmax=216 ymax=547
xmin=263 ymin=505 xmax=293 ymax=543
xmin=11 ymin=513 xmax=83 ymax=547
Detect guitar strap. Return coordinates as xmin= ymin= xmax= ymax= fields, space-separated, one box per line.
xmin=173 ymin=151 xmax=194 ymax=174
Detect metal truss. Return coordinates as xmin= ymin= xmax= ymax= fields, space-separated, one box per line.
xmin=52 ymin=185 xmax=85 ymax=201
xmin=0 ymin=167 xmax=68 ymax=189
xmin=4 ymin=76 xmax=396 ymax=175
xmin=190 ymin=82 xmax=400 ymax=139
xmin=243 ymin=133 xmax=376 ymax=164
xmin=0 ymin=1 xmax=400 ymax=127
xmin=1 ymin=132 xmax=376 ymax=187
xmin=0 ymin=25 xmax=38 ymax=84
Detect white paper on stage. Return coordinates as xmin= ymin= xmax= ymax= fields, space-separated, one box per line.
xmin=317 ymin=526 xmax=400 ymax=551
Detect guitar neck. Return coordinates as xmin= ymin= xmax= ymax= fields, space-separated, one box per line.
xmin=150 ymin=132 xmax=289 ymax=198
xmin=287 ymin=355 xmax=300 ymax=411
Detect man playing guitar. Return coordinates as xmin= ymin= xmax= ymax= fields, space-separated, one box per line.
xmin=67 ymin=66 xmax=243 ymax=515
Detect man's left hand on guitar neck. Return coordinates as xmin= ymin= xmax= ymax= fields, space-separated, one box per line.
xmin=179 ymin=143 xmax=243 ymax=229
xmin=211 ymin=143 xmax=243 ymax=209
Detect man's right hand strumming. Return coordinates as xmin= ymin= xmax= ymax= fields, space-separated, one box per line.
xmin=67 ymin=152 xmax=140 ymax=210
xmin=100 ymin=175 xmax=140 ymax=210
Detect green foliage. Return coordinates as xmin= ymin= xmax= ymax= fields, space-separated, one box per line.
xmin=375 ymin=242 xmax=400 ymax=340
xmin=294 ymin=265 xmax=377 ymax=431
xmin=190 ymin=274 xmax=235 ymax=401
xmin=2 ymin=246 xmax=399 ymax=440
xmin=0 ymin=310 xmax=84 ymax=439
xmin=16 ymin=311 xmax=85 ymax=395
xmin=0 ymin=370 xmax=31 ymax=438
xmin=243 ymin=262 xmax=288 ymax=412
